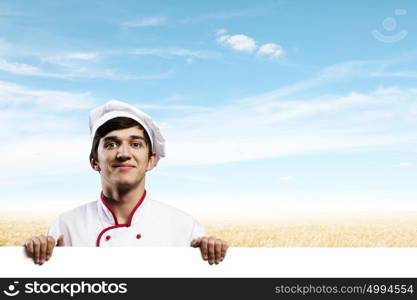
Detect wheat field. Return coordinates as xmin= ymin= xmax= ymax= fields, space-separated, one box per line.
xmin=1 ymin=211 xmax=417 ymax=247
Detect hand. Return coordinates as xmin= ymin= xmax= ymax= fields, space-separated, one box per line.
xmin=191 ymin=236 xmax=229 ymax=265
xmin=24 ymin=234 xmax=65 ymax=265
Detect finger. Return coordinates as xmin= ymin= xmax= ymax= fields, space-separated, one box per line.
xmin=32 ymin=237 xmax=41 ymax=264
xmin=190 ymin=238 xmax=201 ymax=248
xmin=220 ymin=241 xmax=229 ymax=261
xmin=46 ymin=236 xmax=55 ymax=261
xmin=200 ymin=237 xmax=209 ymax=260
xmin=39 ymin=235 xmax=48 ymax=264
xmin=57 ymin=234 xmax=65 ymax=247
xmin=214 ymin=239 xmax=222 ymax=264
xmin=208 ymin=237 xmax=215 ymax=265
xmin=24 ymin=239 xmax=34 ymax=258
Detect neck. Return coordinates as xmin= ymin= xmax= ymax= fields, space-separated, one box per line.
xmin=102 ymin=181 xmax=145 ymax=224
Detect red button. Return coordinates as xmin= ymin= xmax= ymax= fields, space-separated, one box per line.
xmin=105 ymin=235 xmax=111 ymax=241
xmin=136 ymin=234 xmax=141 ymax=239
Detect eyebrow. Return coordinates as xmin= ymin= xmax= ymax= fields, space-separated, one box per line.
xmin=103 ymin=135 xmax=145 ymax=142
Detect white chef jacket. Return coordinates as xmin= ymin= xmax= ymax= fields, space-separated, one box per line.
xmin=47 ymin=190 xmax=205 ymax=247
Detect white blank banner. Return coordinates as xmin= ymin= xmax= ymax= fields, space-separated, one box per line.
xmin=0 ymin=247 xmax=416 ymax=277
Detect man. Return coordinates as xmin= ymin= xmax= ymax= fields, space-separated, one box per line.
xmin=24 ymin=100 xmax=229 ymax=265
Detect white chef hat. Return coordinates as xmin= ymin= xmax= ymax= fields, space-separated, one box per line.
xmin=89 ymin=99 xmax=166 ymax=164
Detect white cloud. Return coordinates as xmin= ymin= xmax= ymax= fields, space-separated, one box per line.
xmin=0 ymin=38 xmax=215 ymax=79
xmin=0 ymin=136 xmax=90 ymax=172
xmin=216 ymin=28 xmax=227 ymax=36
xmin=0 ymin=39 xmax=170 ymax=80
xmin=0 ymin=56 xmax=163 ymax=80
xmin=159 ymin=86 xmax=417 ymax=166
xmin=217 ymin=34 xmax=257 ymax=53
xmin=0 ymin=58 xmax=59 ymax=77
xmin=216 ymin=32 xmax=285 ymax=57
xmin=238 ymin=59 xmax=404 ymax=103
xmin=123 ymin=17 xmax=165 ymax=28
xmin=135 ymin=70 xmax=174 ymax=80
xmin=136 ymin=104 xmax=210 ymax=111
xmin=2 ymin=57 xmax=417 ymax=177
xmin=153 ymin=171 xmax=216 ymax=184
xmin=0 ymin=81 xmax=96 ymax=180
xmin=39 ymin=54 xmax=139 ymax=80
xmin=279 ymin=176 xmax=293 ymax=182
xmin=0 ymin=82 xmax=97 ymax=184
xmin=0 ymin=56 xmax=105 ymax=79
xmin=258 ymin=43 xmax=284 ymax=58
xmin=0 ymin=109 xmax=85 ymax=142
xmin=0 ymin=80 xmax=95 ymax=110
xmin=130 ymin=48 xmax=216 ymax=59
xmin=48 ymin=52 xmax=100 ymax=61
xmin=369 ymin=71 xmax=417 ymax=79
xmin=398 ymin=162 xmax=413 ymax=167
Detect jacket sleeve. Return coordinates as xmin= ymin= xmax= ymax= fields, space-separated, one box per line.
xmin=46 ymin=216 xmax=71 ymax=246
xmin=189 ymin=219 xmax=206 ymax=242
xmin=47 ymin=218 xmax=61 ymax=239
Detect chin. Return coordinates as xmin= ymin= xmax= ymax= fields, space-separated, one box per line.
xmin=115 ymin=181 xmax=136 ymax=191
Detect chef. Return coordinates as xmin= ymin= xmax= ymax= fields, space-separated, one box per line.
xmin=24 ymin=100 xmax=229 ymax=265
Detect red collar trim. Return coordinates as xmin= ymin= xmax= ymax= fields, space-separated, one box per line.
xmin=96 ymin=225 xmax=127 ymax=247
xmin=100 ymin=189 xmax=147 ymax=227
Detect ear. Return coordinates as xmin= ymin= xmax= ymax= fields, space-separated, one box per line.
xmin=90 ymin=156 xmax=101 ymax=172
xmin=146 ymin=153 xmax=157 ymax=172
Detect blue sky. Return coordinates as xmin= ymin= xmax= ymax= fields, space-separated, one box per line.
xmin=1 ymin=0 xmax=417 ymax=216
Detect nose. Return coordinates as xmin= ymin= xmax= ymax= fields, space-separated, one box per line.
xmin=116 ymin=142 xmax=131 ymax=161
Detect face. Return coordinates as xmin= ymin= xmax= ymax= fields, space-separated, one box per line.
xmin=90 ymin=126 xmax=156 ymax=190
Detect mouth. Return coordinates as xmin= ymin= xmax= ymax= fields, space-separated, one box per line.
xmin=113 ymin=164 xmax=135 ymax=171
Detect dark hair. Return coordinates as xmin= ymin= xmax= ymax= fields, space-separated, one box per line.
xmin=90 ymin=117 xmax=152 ymax=162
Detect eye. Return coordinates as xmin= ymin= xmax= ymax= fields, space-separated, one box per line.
xmin=105 ymin=142 xmax=117 ymax=149
xmin=131 ymin=142 xmax=142 ymax=148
